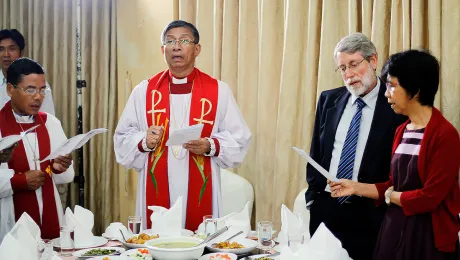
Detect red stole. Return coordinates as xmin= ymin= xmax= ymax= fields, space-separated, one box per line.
xmin=0 ymin=101 xmax=60 ymax=239
xmin=145 ymin=68 xmax=218 ymax=231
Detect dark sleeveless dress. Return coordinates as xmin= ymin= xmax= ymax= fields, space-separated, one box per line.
xmin=373 ymin=128 xmax=459 ymax=260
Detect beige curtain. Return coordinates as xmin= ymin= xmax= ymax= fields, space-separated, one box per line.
xmin=0 ymin=0 xmax=119 ymax=234
xmin=176 ymin=0 xmax=460 ymax=228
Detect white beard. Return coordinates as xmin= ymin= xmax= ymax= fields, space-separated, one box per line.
xmin=345 ymin=65 xmax=375 ymax=96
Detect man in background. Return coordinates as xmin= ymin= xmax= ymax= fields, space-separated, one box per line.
xmin=0 ymin=29 xmax=55 ymax=115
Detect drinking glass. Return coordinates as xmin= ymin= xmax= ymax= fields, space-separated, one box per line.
xmin=128 ymin=216 xmax=142 ymax=234
xmin=257 ymin=221 xmax=273 ymax=250
xmin=203 ymin=215 xmax=217 ymax=237
xmin=59 ymin=226 xmax=74 ymax=256
xmin=41 ymin=241 xmax=54 ymax=260
xmin=288 ymin=233 xmax=305 ymax=253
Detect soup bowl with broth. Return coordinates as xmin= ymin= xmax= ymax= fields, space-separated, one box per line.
xmin=145 ymin=236 xmax=206 ymax=260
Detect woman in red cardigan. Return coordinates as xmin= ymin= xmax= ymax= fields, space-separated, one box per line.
xmin=329 ymin=49 xmax=460 ymax=260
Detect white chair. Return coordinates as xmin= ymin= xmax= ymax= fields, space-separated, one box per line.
xmin=220 ymin=168 xmax=254 ymax=217
xmin=293 ymin=187 xmax=310 ymax=239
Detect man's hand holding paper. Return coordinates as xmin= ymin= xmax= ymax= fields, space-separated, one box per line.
xmin=53 ymin=154 xmax=72 ymax=172
xmin=183 ymin=138 xmax=211 ymax=155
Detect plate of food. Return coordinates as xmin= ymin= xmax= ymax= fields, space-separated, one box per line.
xmin=72 ymin=247 xmax=125 ymax=257
xmin=206 ymin=238 xmax=258 ymax=255
xmin=87 ymin=257 xmax=120 ymax=260
xmin=198 ymin=252 xmax=238 ymax=260
xmin=119 ymin=248 xmax=153 ymax=260
xmin=122 ymin=233 xmax=160 ymax=249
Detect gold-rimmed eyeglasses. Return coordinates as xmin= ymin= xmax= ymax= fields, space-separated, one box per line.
xmin=335 ymin=58 xmax=367 ymax=74
xmin=13 ymin=85 xmax=51 ymax=96
xmin=163 ymin=39 xmax=195 ymax=48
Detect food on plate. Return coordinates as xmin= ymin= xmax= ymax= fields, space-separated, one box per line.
xmin=153 ymin=242 xmax=198 ymax=248
xmin=126 ymin=233 xmax=159 ymax=244
xmin=213 ymin=241 xmax=245 ymax=249
xmin=82 ymin=248 xmax=118 ymax=256
xmin=209 ymin=253 xmax=234 ymax=260
xmin=254 ymin=257 xmax=273 ymax=260
xmin=129 ymin=248 xmax=153 ymax=260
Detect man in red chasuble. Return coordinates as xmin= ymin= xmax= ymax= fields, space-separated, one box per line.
xmin=0 ymin=58 xmax=74 ymax=243
xmin=114 ymin=20 xmax=252 ymax=231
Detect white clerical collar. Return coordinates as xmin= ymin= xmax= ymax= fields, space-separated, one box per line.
xmin=0 ymin=71 xmax=5 ymax=85
xmin=350 ymin=77 xmax=380 ymax=110
xmin=171 ymin=76 xmax=188 ymax=84
xmin=13 ymin=110 xmax=34 ymax=123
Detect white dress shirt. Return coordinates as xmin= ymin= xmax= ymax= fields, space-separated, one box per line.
xmin=325 ymin=79 xmax=380 ymax=192
xmin=0 ymin=71 xmax=56 ymax=116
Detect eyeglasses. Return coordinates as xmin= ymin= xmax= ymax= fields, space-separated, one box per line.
xmin=335 ymin=59 xmax=367 ymax=74
xmin=385 ymin=82 xmax=399 ymax=93
xmin=13 ymin=85 xmax=51 ymax=96
xmin=163 ymin=39 xmax=195 ymax=48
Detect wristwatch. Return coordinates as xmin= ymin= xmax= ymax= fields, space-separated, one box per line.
xmin=385 ymin=186 xmax=394 ymax=205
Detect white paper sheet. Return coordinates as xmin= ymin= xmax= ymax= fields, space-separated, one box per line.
xmin=40 ymin=128 xmax=108 ymax=162
xmin=292 ymin=147 xmax=338 ymax=182
xmin=0 ymin=125 xmax=40 ymax=151
xmin=166 ymin=124 xmax=204 ymax=146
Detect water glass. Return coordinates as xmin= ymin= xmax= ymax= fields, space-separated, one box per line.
xmin=59 ymin=226 xmax=74 ymax=256
xmin=128 ymin=216 xmax=142 ymax=234
xmin=41 ymin=241 xmax=54 ymax=260
xmin=257 ymin=221 xmax=273 ymax=250
xmin=288 ymin=233 xmax=305 ymax=252
xmin=203 ymin=215 xmax=217 ymax=237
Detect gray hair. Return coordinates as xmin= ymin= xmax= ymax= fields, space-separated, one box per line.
xmin=334 ymin=32 xmax=377 ymax=61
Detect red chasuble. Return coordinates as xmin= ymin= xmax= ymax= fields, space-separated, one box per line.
xmin=0 ymin=101 xmax=60 ymax=239
xmin=145 ymin=68 xmax=218 ymax=231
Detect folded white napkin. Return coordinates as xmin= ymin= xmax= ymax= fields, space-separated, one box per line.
xmin=0 ymin=232 xmax=35 ymax=260
xmin=148 ymin=196 xmax=183 ymax=236
xmin=64 ymin=205 xmax=94 ymax=248
xmin=279 ymin=223 xmax=350 ymax=260
xmin=16 ymin=212 xmax=42 ymax=245
xmin=0 ymin=213 xmax=63 ymax=260
xmin=279 ymin=244 xmax=310 ymax=260
xmin=304 ymin=223 xmax=350 ymax=260
xmin=277 ymin=204 xmax=309 ymax=246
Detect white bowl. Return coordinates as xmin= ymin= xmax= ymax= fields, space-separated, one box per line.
xmin=145 ymin=236 xmax=206 ymax=260
xmin=199 ymin=252 xmax=238 ymax=260
xmin=104 ymin=222 xmax=131 ymax=240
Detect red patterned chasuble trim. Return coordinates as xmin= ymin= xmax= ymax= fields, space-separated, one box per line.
xmin=145 ymin=68 xmax=218 ymax=231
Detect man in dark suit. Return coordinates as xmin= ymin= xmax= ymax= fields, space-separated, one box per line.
xmin=305 ymin=33 xmax=406 ymax=260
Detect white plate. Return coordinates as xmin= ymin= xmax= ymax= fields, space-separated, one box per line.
xmin=120 ymin=248 xmax=152 ymax=260
xmin=206 ymin=238 xmax=258 ymax=255
xmin=72 ymin=246 xmax=125 ymax=257
xmin=52 ymin=236 xmax=108 ymax=249
xmin=199 ymin=252 xmax=238 ymax=260
xmin=249 ymin=254 xmax=280 ymax=260
xmin=102 ymin=233 xmax=119 ymax=241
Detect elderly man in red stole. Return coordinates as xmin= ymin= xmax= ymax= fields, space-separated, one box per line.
xmin=0 ymin=58 xmax=74 ymax=243
xmin=114 ymin=20 xmax=252 ymax=231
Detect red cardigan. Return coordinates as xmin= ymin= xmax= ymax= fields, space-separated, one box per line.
xmin=375 ymin=107 xmax=460 ymax=252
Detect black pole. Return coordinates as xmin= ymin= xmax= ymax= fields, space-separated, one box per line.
xmin=75 ymin=80 xmax=86 ymax=207
xmin=73 ymin=0 xmax=85 ymax=207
